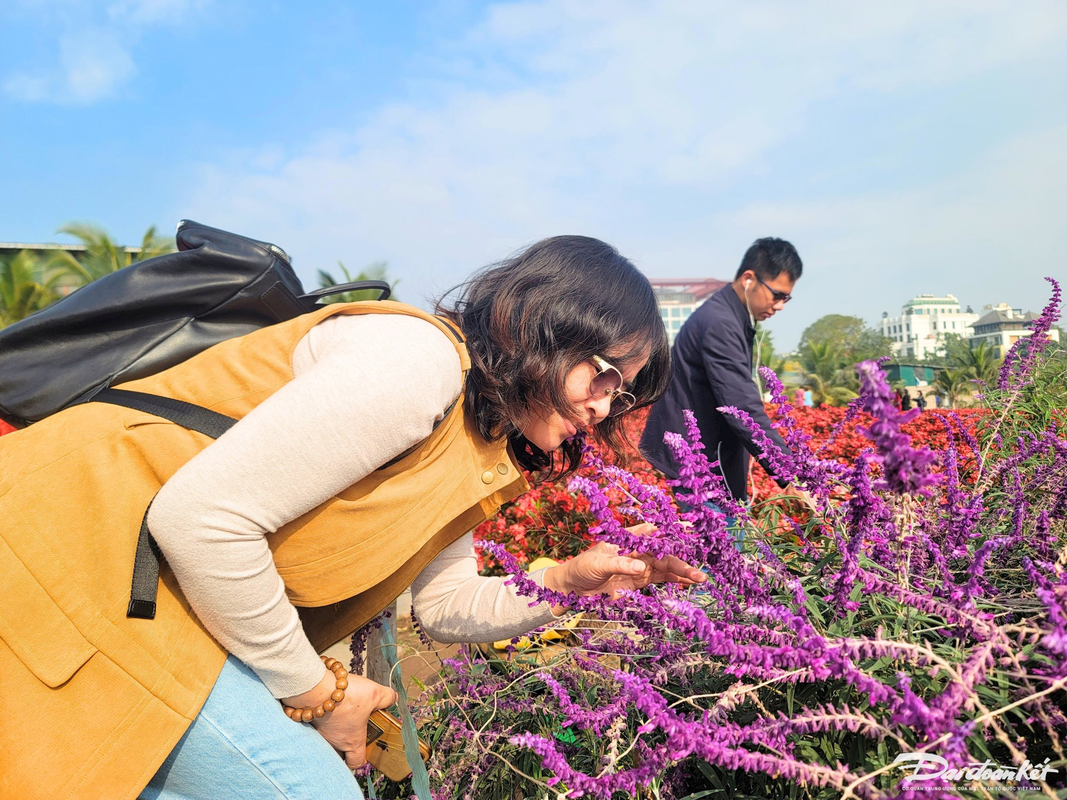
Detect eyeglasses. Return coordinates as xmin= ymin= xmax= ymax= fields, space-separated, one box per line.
xmin=757 ymin=276 xmax=792 ymax=304
xmin=590 ymin=355 xmax=636 ymax=417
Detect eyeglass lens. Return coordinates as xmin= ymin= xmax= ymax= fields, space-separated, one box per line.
xmin=590 ymin=368 xmax=635 ymax=416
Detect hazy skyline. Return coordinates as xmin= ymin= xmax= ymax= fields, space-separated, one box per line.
xmin=2 ymin=1 xmax=1065 ymax=349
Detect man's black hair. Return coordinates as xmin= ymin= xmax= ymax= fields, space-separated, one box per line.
xmin=734 ymin=237 xmax=803 ymax=282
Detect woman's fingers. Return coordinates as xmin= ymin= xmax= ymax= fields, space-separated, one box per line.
xmin=592 ymin=541 xmax=621 ymax=556
xmin=599 ymin=553 xmax=646 ymax=577
xmin=625 ymin=553 xmax=707 ymax=585
xmin=344 ymin=686 xmax=397 ymax=769
xmin=344 ymin=743 xmax=367 ymax=770
xmin=658 ymin=554 xmax=707 ymax=583
xmin=309 ymin=674 xmax=399 ymax=771
xmin=568 ymin=543 xmax=706 ymax=598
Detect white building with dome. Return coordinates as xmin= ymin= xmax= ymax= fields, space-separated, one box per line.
xmin=880 ymin=294 xmax=979 ymax=359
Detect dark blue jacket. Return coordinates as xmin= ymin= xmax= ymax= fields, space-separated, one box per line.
xmin=640 ymin=286 xmax=791 ymax=501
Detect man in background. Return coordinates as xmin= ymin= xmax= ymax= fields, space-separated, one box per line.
xmin=641 ymin=238 xmax=811 ymax=514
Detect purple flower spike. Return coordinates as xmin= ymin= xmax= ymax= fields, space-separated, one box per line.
xmin=855 ymin=360 xmax=939 ymax=496
xmin=998 ymin=276 xmax=1062 ymax=391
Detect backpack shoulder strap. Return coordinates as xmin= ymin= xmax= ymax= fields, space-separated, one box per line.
xmin=90 ymin=387 xmax=238 ymax=438
xmin=88 ymin=388 xmax=240 ymax=619
xmin=94 ymin=313 xmax=466 ymax=619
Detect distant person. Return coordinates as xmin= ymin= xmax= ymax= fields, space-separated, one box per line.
xmin=901 ymin=391 xmax=913 ymax=411
xmin=934 ymin=394 xmax=942 ymax=409
xmin=803 ymin=386 xmax=814 ymax=407
xmin=640 ymin=237 xmax=813 ymax=525
xmin=893 ymin=388 xmax=904 ymax=411
xmin=914 ymin=391 xmax=927 ymax=412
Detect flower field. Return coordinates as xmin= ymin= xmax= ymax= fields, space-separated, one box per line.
xmin=4 ymin=285 xmax=1065 ymax=800
xmin=472 ymin=403 xmax=988 ymax=570
xmin=382 ymin=279 xmax=1067 ymax=800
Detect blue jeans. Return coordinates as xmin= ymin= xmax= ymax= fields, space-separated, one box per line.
xmin=141 ymin=655 xmax=365 ymax=800
xmin=676 ymin=497 xmax=744 ymax=551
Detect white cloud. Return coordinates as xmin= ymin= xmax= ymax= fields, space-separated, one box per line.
xmin=4 ymin=30 xmax=136 ymax=104
xmin=696 ymin=122 xmax=1067 ymax=341
xmin=174 ymin=0 xmax=1067 ymax=346
xmin=2 ymin=73 xmax=52 ymax=103
xmin=3 ymin=0 xmax=207 ymax=104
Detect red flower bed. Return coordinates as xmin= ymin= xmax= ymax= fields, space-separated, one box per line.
xmin=475 ymin=403 xmax=987 ymax=567
xmin=0 ymin=400 xmax=987 ymax=560
xmin=474 ymin=410 xmax=673 ymax=571
xmin=749 ymin=403 xmax=987 ymax=500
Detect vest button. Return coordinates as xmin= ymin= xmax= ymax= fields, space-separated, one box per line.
xmin=481 ymin=470 xmax=495 ymax=484
xmin=496 ymin=463 xmax=509 ymax=475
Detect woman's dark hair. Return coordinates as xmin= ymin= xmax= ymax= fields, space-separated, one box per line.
xmin=437 ymin=235 xmax=670 ymax=479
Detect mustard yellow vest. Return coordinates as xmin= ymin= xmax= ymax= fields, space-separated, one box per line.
xmin=0 ymin=302 xmax=528 ymax=800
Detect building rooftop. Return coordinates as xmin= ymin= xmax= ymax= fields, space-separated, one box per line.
xmin=649 ymin=278 xmax=728 ymax=303
xmin=903 ymin=294 xmax=961 ymax=308
xmin=973 ymin=308 xmax=1037 ymax=328
xmin=0 ymin=242 xmax=143 ymax=255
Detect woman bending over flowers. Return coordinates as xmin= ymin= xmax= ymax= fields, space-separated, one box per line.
xmin=0 ymin=234 xmax=705 ymax=800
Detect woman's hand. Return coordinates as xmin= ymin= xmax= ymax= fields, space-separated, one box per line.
xmin=543 ymin=524 xmax=707 ymax=606
xmin=283 ymin=668 xmax=398 ymax=770
xmin=781 ymin=483 xmax=818 ymax=514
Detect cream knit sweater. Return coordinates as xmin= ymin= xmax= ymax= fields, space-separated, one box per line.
xmin=147 ymin=313 xmax=559 ymax=699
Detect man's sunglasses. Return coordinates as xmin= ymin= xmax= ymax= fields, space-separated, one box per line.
xmin=757 ymin=276 xmax=792 ymax=304
xmin=590 ymin=355 xmax=636 ymax=417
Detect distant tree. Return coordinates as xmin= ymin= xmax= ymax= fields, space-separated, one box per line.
xmin=0 ymin=250 xmax=61 ymax=328
xmin=753 ymin=325 xmax=791 ymax=395
xmin=798 ymin=314 xmax=892 ymax=365
xmin=797 ymin=340 xmax=857 ymax=406
xmin=754 ymin=326 xmax=789 ymax=371
xmin=935 ymin=333 xmax=972 ymax=367
xmin=50 ymin=223 xmax=173 ymax=287
xmin=317 ymin=260 xmax=399 ymax=304
xmin=934 ymin=367 xmax=973 ymax=407
xmin=950 ymin=340 xmax=1002 ymax=388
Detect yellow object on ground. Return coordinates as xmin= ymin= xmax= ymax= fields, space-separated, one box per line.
xmin=492 ymin=557 xmax=582 ymax=651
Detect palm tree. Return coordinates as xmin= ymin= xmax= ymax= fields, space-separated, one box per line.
xmin=798 ymin=341 xmax=857 ymax=406
xmin=803 ymin=371 xmax=859 ymax=407
xmin=753 ymin=326 xmax=791 ymax=396
xmin=49 ymin=223 xmax=173 ymax=288
xmin=934 ymin=367 xmax=972 ymax=407
xmin=317 ymin=260 xmax=398 ymax=303
xmin=949 ymin=341 xmax=1002 ymax=388
xmin=0 ymin=249 xmax=62 ymax=328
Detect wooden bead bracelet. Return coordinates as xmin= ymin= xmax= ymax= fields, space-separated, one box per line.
xmin=282 ymin=656 xmax=349 ymax=722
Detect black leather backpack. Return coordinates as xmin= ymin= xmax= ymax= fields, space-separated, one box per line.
xmin=0 ymin=219 xmax=389 ymax=428
xmin=0 ymin=220 xmax=391 ymax=620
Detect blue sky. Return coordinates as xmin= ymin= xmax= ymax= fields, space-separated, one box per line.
xmin=2 ymin=1 xmax=1065 ymax=350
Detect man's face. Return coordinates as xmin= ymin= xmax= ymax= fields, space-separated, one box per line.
xmin=743 ymin=270 xmax=796 ymax=321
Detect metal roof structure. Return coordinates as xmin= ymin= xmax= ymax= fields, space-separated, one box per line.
xmin=648 ymin=277 xmax=728 ymax=302
xmin=0 ymin=242 xmax=143 ymax=255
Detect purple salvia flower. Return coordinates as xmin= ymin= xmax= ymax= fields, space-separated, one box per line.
xmin=663 ymin=410 xmax=747 ymax=519
xmin=348 ymin=611 xmax=386 ymax=675
xmin=998 ymin=276 xmax=1062 ymax=390
xmin=855 ymin=360 xmax=939 ymax=496
xmin=717 ymin=404 xmax=799 ymax=484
